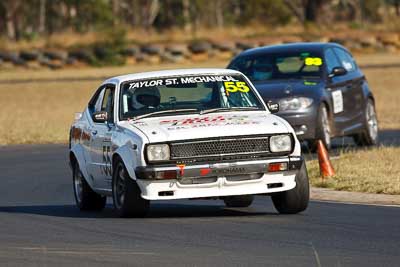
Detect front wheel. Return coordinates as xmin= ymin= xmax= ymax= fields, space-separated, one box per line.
xmin=308 ymin=104 xmax=331 ymax=152
xmin=112 ymin=161 xmax=149 ymax=217
xmin=353 ymin=99 xmax=379 ymax=146
xmin=72 ymin=161 xmax=106 ymax=211
xmin=271 ymin=162 xmax=309 ymax=214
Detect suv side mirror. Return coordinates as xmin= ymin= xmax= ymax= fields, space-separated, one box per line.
xmin=329 ymin=66 xmax=347 ymax=78
xmin=92 ymin=111 xmax=108 ymax=123
xmin=267 ymin=101 xmax=279 ymax=114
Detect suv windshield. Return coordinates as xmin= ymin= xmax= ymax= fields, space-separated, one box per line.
xmin=229 ymin=52 xmax=323 ymax=82
xmin=119 ymin=74 xmax=264 ymax=120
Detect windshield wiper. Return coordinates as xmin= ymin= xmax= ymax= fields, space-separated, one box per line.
xmin=200 ymin=106 xmax=262 ymax=115
xmin=130 ymin=109 xmax=198 ymax=121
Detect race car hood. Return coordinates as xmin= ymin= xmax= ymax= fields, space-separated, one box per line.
xmin=120 ymin=111 xmax=291 ymax=143
xmin=252 ymin=79 xmax=322 ymax=101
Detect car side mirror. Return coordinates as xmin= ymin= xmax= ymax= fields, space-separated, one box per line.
xmin=329 ymin=66 xmax=347 ymax=78
xmin=92 ymin=111 xmax=108 ymax=123
xmin=267 ymin=101 xmax=279 ymax=114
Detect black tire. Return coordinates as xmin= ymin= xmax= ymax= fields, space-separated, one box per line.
xmin=308 ymin=104 xmax=331 ymax=152
xmin=223 ymin=195 xmax=254 ymax=208
xmin=120 ymin=47 xmax=138 ymax=57
xmin=140 ymin=45 xmax=161 ymax=55
xmin=68 ymin=49 xmax=93 ymax=63
xmin=43 ymin=50 xmax=68 ymax=61
xmin=72 ymin=161 xmax=106 ymax=211
xmin=353 ymin=99 xmax=379 ymax=146
xmin=188 ymin=41 xmax=212 ymax=54
xmin=20 ymin=50 xmax=40 ymax=61
xmin=271 ymin=162 xmax=309 ymax=214
xmin=112 ymin=161 xmax=149 ymax=218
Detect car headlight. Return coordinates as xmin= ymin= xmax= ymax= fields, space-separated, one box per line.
xmin=146 ymin=144 xmax=170 ymax=162
xmin=270 ymin=135 xmax=292 ymax=153
xmin=279 ymin=97 xmax=313 ymax=111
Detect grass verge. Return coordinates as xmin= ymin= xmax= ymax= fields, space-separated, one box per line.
xmin=307 ymin=146 xmax=400 ymax=194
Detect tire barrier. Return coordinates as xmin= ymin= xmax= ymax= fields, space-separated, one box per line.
xmin=1 ymin=33 xmax=399 ymax=69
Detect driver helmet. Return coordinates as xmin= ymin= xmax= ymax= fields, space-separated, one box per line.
xmin=131 ymin=86 xmax=161 ymax=109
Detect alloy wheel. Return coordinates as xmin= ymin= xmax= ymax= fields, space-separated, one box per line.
xmin=321 ymin=107 xmax=331 ymax=148
xmin=73 ymin=168 xmax=83 ymax=204
xmin=114 ymin=165 xmax=126 ymax=209
xmin=366 ymin=101 xmax=378 ymax=142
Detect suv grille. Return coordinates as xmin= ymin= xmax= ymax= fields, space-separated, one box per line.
xmin=170 ymin=136 xmax=270 ymax=162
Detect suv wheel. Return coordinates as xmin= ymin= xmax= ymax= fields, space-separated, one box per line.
xmin=353 ymin=99 xmax=379 ymax=146
xmin=72 ymin=161 xmax=106 ymax=211
xmin=223 ymin=195 xmax=254 ymax=208
xmin=308 ymin=104 xmax=331 ymax=152
xmin=271 ymin=162 xmax=309 ymax=214
xmin=112 ymin=161 xmax=149 ymax=217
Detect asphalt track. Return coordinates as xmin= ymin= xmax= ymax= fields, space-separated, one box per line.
xmin=1 ymin=144 xmax=400 ymax=267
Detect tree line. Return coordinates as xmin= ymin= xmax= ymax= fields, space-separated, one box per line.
xmin=0 ymin=0 xmax=399 ymax=41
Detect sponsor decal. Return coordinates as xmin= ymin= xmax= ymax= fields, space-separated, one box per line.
xmin=70 ymin=126 xmax=82 ymax=142
xmin=223 ymin=81 xmax=250 ymax=96
xmin=129 ymin=120 xmax=148 ymax=126
xmin=304 ymin=81 xmax=317 ymax=86
xmin=101 ymin=143 xmax=112 ymax=177
xmin=332 ymin=90 xmax=344 ymax=114
xmin=128 ymin=75 xmax=239 ymax=89
xmin=304 ymin=57 xmax=323 ymax=66
xmin=212 ymin=167 xmax=246 ymax=175
xmin=177 ymin=164 xmax=185 ymax=176
xmin=159 ymin=115 xmax=261 ymax=130
xmin=200 ymin=168 xmax=211 ymax=176
xmin=81 ymin=131 xmax=91 ymax=142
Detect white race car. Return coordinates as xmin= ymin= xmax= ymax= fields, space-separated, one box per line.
xmin=69 ymin=69 xmax=309 ymax=217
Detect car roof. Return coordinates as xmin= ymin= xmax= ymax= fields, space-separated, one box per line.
xmin=237 ymin=42 xmax=346 ymax=57
xmin=103 ymin=68 xmax=243 ymax=85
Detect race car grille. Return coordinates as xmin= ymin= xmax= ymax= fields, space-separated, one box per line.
xmin=170 ymin=136 xmax=270 ymax=162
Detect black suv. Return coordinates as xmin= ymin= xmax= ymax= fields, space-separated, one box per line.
xmin=228 ymin=42 xmax=378 ymax=150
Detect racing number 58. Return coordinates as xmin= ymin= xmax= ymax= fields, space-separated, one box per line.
xmin=224 ymin=81 xmax=250 ymax=95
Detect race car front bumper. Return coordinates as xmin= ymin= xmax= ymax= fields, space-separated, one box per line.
xmin=135 ymin=157 xmax=303 ymax=200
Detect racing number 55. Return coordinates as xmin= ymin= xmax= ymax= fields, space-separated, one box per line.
xmin=224 ymin=81 xmax=250 ymax=95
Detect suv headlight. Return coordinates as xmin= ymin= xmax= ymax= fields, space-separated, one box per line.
xmin=270 ymin=135 xmax=292 ymax=153
xmin=146 ymin=144 xmax=170 ymax=162
xmin=279 ymin=97 xmax=313 ymax=111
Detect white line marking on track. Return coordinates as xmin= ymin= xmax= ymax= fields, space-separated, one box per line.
xmin=310 ymin=241 xmax=322 ymax=267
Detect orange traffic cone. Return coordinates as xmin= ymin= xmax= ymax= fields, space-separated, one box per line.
xmin=317 ymin=140 xmax=335 ymax=178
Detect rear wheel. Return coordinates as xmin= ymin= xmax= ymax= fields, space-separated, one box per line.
xmin=353 ymin=99 xmax=378 ymax=146
xmin=72 ymin=161 xmax=106 ymax=211
xmin=308 ymin=104 xmax=331 ymax=152
xmin=112 ymin=161 xmax=149 ymax=217
xmin=223 ymin=195 xmax=254 ymax=208
xmin=271 ymin=162 xmax=309 ymax=214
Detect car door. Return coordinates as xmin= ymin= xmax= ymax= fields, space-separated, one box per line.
xmin=332 ymin=47 xmax=364 ymax=131
xmin=324 ymin=47 xmax=348 ymax=135
xmin=88 ymin=84 xmax=116 ymax=190
xmin=83 ymin=86 xmax=106 ymax=182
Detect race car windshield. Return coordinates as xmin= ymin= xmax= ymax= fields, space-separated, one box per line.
xmin=229 ymin=52 xmax=323 ymax=82
xmin=119 ymin=74 xmax=264 ymax=120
